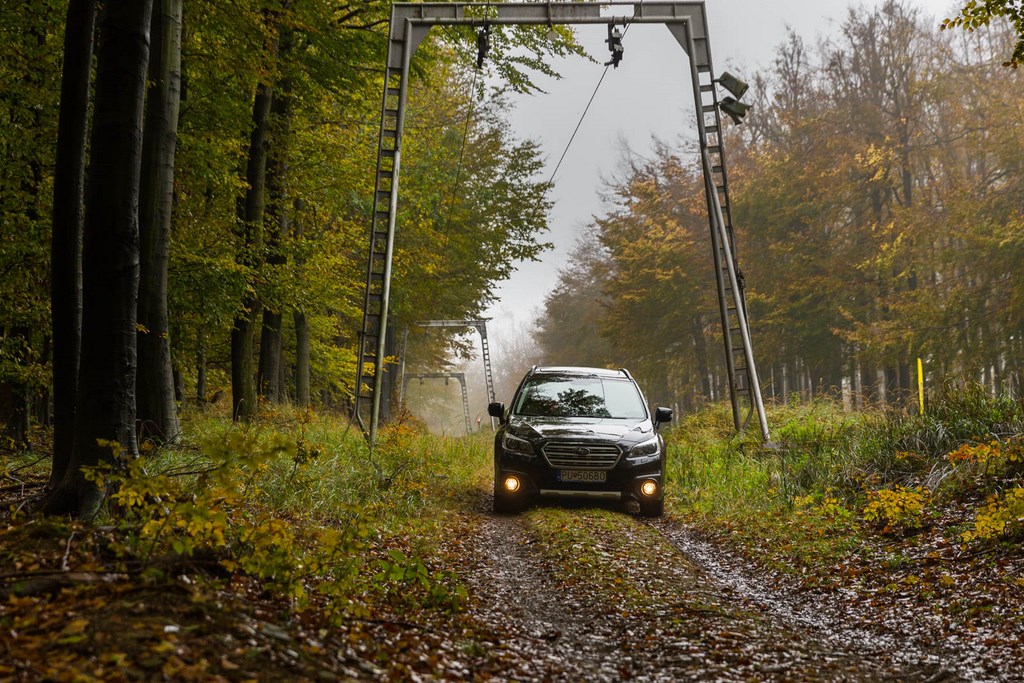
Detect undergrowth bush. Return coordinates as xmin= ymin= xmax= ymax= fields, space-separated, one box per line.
xmin=70 ymin=408 xmax=493 ymax=619
xmin=87 ymin=432 xmax=370 ymax=605
xmin=861 ymin=485 xmax=929 ymax=533
xmin=668 ymin=384 xmax=1024 ymax=541
xmin=792 ymin=489 xmax=853 ymax=524
xmin=963 ymin=487 xmax=1024 ymax=542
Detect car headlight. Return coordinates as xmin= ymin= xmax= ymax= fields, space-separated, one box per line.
xmin=502 ymin=433 xmax=535 ymax=456
xmin=627 ymin=436 xmax=660 ymax=463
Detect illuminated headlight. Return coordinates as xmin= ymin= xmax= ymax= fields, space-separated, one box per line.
xmin=641 ymin=479 xmax=658 ymax=497
xmin=503 ymin=476 xmax=521 ymax=493
xmin=627 ymin=436 xmax=660 ymax=463
xmin=502 ymin=433 xmax=535 ymax=456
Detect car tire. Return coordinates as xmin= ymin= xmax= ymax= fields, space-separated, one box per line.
xmin=638 ymin=497 xmax=664 ymax=518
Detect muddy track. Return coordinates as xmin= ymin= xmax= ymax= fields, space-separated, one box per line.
xmin=459 ymin=494 xmax=960 ymax=682
xmin=647 ymin=520 xmax=1009 ymax=682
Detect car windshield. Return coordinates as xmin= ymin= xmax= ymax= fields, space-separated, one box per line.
xmin=513 ymin=376 xmax=647 ymax=419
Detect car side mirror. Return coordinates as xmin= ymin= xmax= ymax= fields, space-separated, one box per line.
xmin=654 ymin=407 xmax=673 ymax=428
xmin=487 ymin=402 xmax=506 ymax=424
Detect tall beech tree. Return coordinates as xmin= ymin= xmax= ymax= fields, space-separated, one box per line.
xmin=46 ymin=0 xmax=154 ymax=517
xmin=256 ymin=27 xmax=294 ymax=405
xmin=232 ymin=74 xmax=275 ymax=421
xmin=137 ymin=0 xmax=183 ymax=442
xmin=49 ymin=0 xmax=96 ymax=488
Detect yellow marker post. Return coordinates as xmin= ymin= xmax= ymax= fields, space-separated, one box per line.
xmin=917 ymin=357 xmax=924 ymax=415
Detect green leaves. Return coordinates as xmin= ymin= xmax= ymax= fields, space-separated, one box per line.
xmin=943 ymin=0 xmax=1024 ymax=67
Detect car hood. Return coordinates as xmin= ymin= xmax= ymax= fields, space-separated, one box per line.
xmin=507 ymin=416 xmax=654 ymax=443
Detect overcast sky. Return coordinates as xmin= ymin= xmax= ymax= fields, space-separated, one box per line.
xmin=482 ymin=0 xmax=960 ymax=338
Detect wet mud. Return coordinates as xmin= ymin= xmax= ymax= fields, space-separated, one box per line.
xmin=459 ymin=497 xmax=961 ymax=682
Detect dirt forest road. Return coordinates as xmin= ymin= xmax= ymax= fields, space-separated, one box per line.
xmin=454 ymin=495 xmax=964 ymax=682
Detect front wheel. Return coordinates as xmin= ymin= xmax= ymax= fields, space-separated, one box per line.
xmin=638 ymin=497 xmax=664 ymax=518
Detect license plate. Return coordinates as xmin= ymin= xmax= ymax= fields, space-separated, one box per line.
xmin=558 ymin=469 xmax=607 ymax=483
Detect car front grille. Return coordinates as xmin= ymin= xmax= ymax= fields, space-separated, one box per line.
xmin=542 ymin=441 xmax=621 ymax=469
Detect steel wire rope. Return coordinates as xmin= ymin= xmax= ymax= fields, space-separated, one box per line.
xmin=548 ymin=19 xmax=634 ymax=185
xmin=440 ymin=64 xmax=481 ymax=258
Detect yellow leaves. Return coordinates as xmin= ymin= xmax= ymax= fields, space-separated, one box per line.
xmin=962 ymin=487 xmax=1024 ymax=543
xmin=62 ymin=618 xmax=89 ymax=635
xmin=793 ymin=489 xmax=852 ymax=523
xmin=854 ymin=142 xmax=896 ymax=182
xmin=151 ymin=639 xmax=177 ymax=654
xmin=947 ymin=436 xmax=1024 ymax=478
xmin=58 ymin=618 xmax=90 ymax=645
xmin=101 ymin=651 xmax=129 ymax=667
xmin=862 ymin=485 xmax=928 ymax=533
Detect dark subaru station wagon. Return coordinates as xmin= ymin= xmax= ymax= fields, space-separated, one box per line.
xmin=487 ymin=366 xmax=672 ymax=517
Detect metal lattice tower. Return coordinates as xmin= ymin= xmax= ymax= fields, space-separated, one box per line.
xmin=689 ymin=41 xmax=769 ymax=438
xmin=354 ymin=2 xmax=770 ymax=444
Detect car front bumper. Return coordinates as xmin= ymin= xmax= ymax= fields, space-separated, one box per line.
xmin=495 ymin=449 xmax=664 ymax=504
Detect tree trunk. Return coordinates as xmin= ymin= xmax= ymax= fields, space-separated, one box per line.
xmin=231 ymin=80 xmax=274 ymax=421
xmin=294 ymin=309 xmax=309 ymax=407
xmin=859 ymin=362 xmax=877 ymax=407
xmin=898 ymin=360 xmax=912 ymax=408
xmin=173 ymin=364 xmax=184 ymax=403
xmin=884 ymin=367 xmax=899 ymax=407
xmin=137 ymin=0 xmax=182 ymax=443
xmin=258 ymin=309 xmax=283 ymax=401
xmin=691 ymin=314 xmax=711 ymax=400
xmin=46 ymin=0 xmax=153 ymax=518
xmin=257 ymin=33 xmax=293 ymax=405
xmin=196 ymin=333 xmax=207 ymax=403
xmin=49 ymin=1 xmax=95 ymax=486
xmin=291 ymin=200 xmax=309 ymax=408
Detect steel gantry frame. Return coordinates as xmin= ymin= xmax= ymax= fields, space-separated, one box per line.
xmin=402 ymin=372 xmax=472 ymax=435
xmin=354 ymin=1 xmax=770 ymax=444
xmin=396 ymin=319 xmax=497 ymax=429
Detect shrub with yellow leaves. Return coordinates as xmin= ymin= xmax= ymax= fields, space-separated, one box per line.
xmin=947 ymin=436 xmax=1024 ymax=476
xmin=962 ymin=487 xmax=1024 ymax=542
xmin=84 ymin=431 xmax=369 ymax=605
xmin=862 ymin=485 xmax=929 ymax=533
xmin=793 ymin=488 xmax=852 ymax=522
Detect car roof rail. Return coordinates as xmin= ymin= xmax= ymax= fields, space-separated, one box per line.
xmin=619 ymin=368 xmax=633 ymax=379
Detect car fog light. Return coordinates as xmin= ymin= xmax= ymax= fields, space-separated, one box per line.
xmin=641 ymin=479 xmax=658 ymax=497
xmin=503 ymin=476 xmax=521 ymax=493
